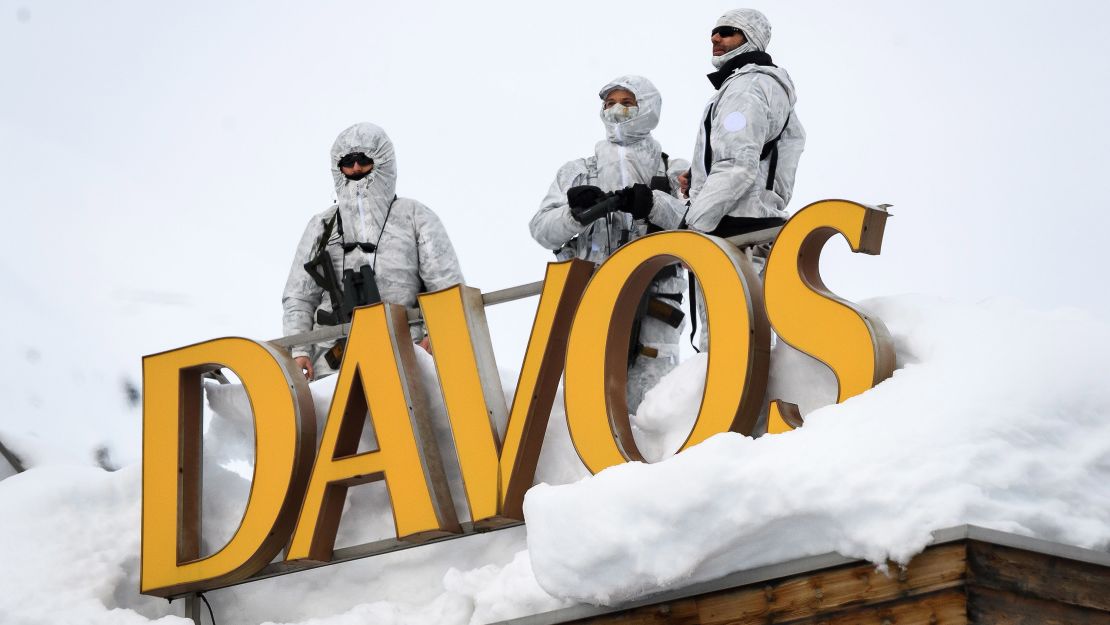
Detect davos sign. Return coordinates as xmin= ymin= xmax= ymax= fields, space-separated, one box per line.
xmin=140 ymin=199 xmax=894 ymax=597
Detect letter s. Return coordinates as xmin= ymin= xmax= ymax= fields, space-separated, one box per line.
xmin=762 ymin=200 xmax=896 ymax=432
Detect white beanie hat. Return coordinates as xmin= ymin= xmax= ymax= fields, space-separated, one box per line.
xmin=716 ymin=8 xmax=772 ymax=52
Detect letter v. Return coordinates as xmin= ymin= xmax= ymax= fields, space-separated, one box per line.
xmin=419 ymin=259 xmax=593 ymax=525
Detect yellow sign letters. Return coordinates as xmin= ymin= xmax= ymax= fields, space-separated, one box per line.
xmin=140 ymin=200 xmax=894 ymax=597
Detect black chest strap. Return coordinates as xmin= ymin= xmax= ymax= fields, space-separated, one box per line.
xmin=703 ymin=105 xmax=790 ymax=191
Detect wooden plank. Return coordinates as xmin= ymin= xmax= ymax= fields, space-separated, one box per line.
xmin=968 ymin=585 xmax=1110 ymax=625
xmin=577 ymin=590 xmax=969 ymax=625
xmin=577 ymin=598 xmax=700 ymax=625
xmin=490 ymin=532 xmax=1110 ymax=625
xmin=695 ymin=544 xmax=967 ymax=624
xmin=570 ymin=546 xmax=969 ymax=625
xmin=967 ymin=540 xmax=1110 ymax=612
xmin=804 ymin=589 xmax=968 ymax=625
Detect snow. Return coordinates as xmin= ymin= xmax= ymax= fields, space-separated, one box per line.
xmin=525 ymin=295 xmax=1110 ymax=603
xmin=0 ymin=267 xmax=142 ymax=473
xmin=1 ymin=294 xmax=1108 ymax=624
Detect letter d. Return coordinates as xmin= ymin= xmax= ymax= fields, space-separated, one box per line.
xmin=141 ymin=338 xmax=315 ymax=596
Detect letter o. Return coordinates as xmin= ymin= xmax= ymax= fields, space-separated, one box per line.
xmin=564 ymin=231 xmax=770 ymax=474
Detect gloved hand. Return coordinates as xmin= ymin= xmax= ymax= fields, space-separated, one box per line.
xmin=615 ymin=183 xmax=653 ymax=220
xmin=567 ymin=185 xmax=606 ymax=210
xmin=567 ymin=185 xmax=615 ymax=225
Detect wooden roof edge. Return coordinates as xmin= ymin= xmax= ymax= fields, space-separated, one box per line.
xmin=491 ymin=524 xmax=1110 ymax=625
xmin=931 ymin=524 xmax=1110 ymax=568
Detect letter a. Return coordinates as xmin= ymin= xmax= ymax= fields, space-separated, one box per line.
xmin=287 ymin=304 xmax=460 ymax=563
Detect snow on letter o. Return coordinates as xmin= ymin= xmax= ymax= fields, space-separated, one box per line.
xmin=723 ymin=111 xmax=747 ymax=132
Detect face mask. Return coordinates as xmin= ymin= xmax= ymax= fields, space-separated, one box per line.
xmin=339 ymin=174 xmax=374 ymax=202
xmin=712 ymin=41 xmax=758 ymax=69
xmin=344 ymin=169 xmax=373 ymax=181
xmin=602 ymin=104 xmax=639 ymax=124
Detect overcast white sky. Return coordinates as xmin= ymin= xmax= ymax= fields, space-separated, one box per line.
xmin=3 ymin=0 xmax=1110 ymax=386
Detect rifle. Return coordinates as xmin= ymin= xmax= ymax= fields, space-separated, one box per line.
xmin=303 ymin=250 xmax=348 ymax=325
xmin=302 ymin=251 xmax=383 ymax=368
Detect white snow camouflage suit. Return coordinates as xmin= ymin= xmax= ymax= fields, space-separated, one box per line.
xmin=282 ymin=122 xmax=464 ymax=374
xmin=685 ymin=9 xmax=807 ymax=355
xmin=530 ymin=75 xmax=689 ymax=413
xmin=686 ymin=9 xmax=806 ymax=233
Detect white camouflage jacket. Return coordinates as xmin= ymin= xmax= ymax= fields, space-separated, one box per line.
xmin=686 ymin=60 xmax=806 ymax=233
xmin=282 ymin=123 xmax=464 ymax=361
xmin=530 ymin=75 xmax=689 ymax=294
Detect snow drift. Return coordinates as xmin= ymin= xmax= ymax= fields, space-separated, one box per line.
xmin=525 ymin=295 xmax=1110 ymax=603
xmin=0 ymin=294 xmax=1107 ymax=625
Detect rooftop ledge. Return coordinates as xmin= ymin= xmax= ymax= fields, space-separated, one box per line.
xmin=492 ymin=524 xmax=1110 ymax=625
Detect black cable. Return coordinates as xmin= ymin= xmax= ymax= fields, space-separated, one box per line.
xmin=198 ymin=593 xmax=216 ymax=625
xmin=605 ymin=212 xmax=612 ymax=256
xmin=371 ymin=196 xmax=396 ymax=273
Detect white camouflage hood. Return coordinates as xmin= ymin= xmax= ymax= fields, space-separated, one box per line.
xmin=594 ymin=75 xmax=664 ymax=190
xmin=712 ymin=8 xmax=772 ymax=69
xmin=598 ymin=75 xmax=661 ymax=146
xmin=329 ymin=122 xmax=398 ymax=208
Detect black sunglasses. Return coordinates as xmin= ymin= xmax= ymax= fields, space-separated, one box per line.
xmin=337 ymin=152 xmax=373 ymax=169
xmin=342 ymin=241 xmax=377 ymax=253
xmin=712 ymin=26 xmax=744 ymax=38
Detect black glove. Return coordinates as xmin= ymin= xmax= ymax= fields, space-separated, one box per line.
xmin=567 ymin=185 xmax=616 ymax=225
xmin=615 ymin=183 xmax=653 ymax=220
xmin=567 ymin=185 xmax=606 ymax=210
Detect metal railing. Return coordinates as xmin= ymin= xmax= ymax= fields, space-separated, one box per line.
xmin=272 ymin=226 xmax=782 ymax=350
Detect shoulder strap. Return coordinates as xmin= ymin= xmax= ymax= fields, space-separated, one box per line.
xmin=702 ymin=104 xmax=716 ymax=176
xmin=760 ymin=113 xmax=791 ymax=191
xmin=311 ymin=207 xmax=340 ymax=257
xmin=703 ymin=74 xmax=792 ymax=191
xmin=585 ymin=156 xmax=599 ymax=185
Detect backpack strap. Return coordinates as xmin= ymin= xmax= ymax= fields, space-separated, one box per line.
xmin=702 ymin=103 xmax=717 ymax=176
xmin=760 ymin=114 xmax=790 ymax=191
xmin=703 ymin=70 xmax=793 ymax=192
xmin=311 ymin=207 xmax=340 ymax=258
xmin=584 ymin=156 xmax=599 ymax=185
xmin=688 ymin=270 xmax=701 ymax=353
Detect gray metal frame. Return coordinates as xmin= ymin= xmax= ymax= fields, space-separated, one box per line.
xmin=0 ymin=438 xmax=25 ymax=474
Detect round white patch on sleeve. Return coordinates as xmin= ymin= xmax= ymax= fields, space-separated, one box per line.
xmin=723 ymin=111 xmax=747 ymax=132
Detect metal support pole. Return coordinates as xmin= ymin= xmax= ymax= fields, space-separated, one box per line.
xmin=269 ymin=227 xmax=783 ymax=352
xmin=184 ymin=593 xmax=202 ymax=624
xmin=0 ymin=438 xmax=26 ymax=474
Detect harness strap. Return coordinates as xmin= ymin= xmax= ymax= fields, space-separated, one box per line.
xmin=760 ymin=115 xmax=790 ymax=191
xmin=688 ymin=271 xmax=700 ymax=353
xmin=702 ymin=69 xmax=793 ymax=192
xmin=702 ymin=105 xmax=715 ymax=176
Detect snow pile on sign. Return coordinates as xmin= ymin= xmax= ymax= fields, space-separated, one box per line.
xmin=524 ymin=294 xmax=1110 ymax=604
xmin=0 ymin=294 xmax=1108 ymax=624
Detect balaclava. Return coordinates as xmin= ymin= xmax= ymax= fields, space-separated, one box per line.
xmin=329 ymin=123 xmax=398 ymax=261
xmin=711 ymin=8 xmax=772 ymax=69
